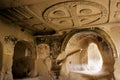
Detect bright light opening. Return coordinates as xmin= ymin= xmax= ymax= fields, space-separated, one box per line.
xmin=87 ymin=42 xmax=103 ymax=73
xmin=68 ymin=43 xmax=103 ymax=74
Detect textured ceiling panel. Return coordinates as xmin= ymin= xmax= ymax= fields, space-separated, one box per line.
xmin=1 ymin=0 xmax=119 ymax=35
xmin=110 ymin=0 xmax=120 ymax=22
xmin=43 ymin=1 xmax=108 ymax=28
xmin=0 ymin=0 xmax=42 ymax=9
xmin=0 ymin=7 xmax=56 ymax=35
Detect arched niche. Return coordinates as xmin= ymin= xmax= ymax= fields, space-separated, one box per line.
xmin=60 ymin=28 xmax=116 ymax=77
xmin=12 ymin=40 xmax=36 ymax=79
xmin=61 ymin=28 xmax=117 ymax=57
xmin=0 ymin=41 xmax=3 ymax=72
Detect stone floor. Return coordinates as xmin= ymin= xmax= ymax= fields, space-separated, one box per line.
xmin=14 ymin=77 xmax=40 ymax=80
xmin=13 ymin=72 xmax=115 ymax=80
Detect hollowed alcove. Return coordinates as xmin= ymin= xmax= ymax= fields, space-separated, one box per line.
xmin=60 ymin=28 xmax=116 ymax=80
xmin=12 ymin=41 xmax=36 ymax=79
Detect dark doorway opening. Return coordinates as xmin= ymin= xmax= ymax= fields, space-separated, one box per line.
xmin=12 ymin=41 xmax=35 ymax=79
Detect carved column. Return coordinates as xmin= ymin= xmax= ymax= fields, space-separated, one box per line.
xmin=36 ymin=34 xmax=66 ymax=79
xmin=1 ymin=36 xmax=17 ymax=80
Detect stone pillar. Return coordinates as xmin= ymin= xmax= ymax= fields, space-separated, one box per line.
xmin=1 ymin=36 xmax=17 ymax=80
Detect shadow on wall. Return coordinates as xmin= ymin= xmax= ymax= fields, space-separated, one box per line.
xmin=12 ymin=41 xmax=36 ymax=79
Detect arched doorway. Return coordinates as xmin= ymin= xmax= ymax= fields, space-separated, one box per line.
xmin=60 ymin=28 xmax=116 ymax=79
xmin=12 ymin=40 xmax=36 ymax=79
xmin=0 ymin=41 xmax=3 ymax=74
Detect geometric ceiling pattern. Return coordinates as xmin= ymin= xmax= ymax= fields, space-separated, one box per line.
xmin=0 ymin=0 xmax=120 ymax=35
xmin=43 ymin=1 xmax=108 ymax=28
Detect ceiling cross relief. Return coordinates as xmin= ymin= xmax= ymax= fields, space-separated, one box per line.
xmin=43 ymin=1 xmax=108 ymax=28
xmin=1 ymin=0 xmax=120 ymax=35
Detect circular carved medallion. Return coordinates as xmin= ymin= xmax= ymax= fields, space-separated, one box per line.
xmin=43 ymin=1 xmax=107 ymax=28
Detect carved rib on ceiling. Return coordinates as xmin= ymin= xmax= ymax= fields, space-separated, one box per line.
xmin=0 ymin=6 xmax=55 ymax=35
xmin=43 ymin=1 xmax=108 ymax=28
xmin=114 ymin=1 xmax=120 ymax=21
xmin=109 ymin=0 xmax=120 ymax=22
xmin=0 ymin=0 xmax=42 ymax=9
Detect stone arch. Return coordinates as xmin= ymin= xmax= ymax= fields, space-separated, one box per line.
xmin=0 ymin=41 xmax=3 ymax=73
xmin=61 ymin=27 xmax=117 ymax=58
xmin=12 ymin=40 xmax=36 ymax=79
xmin=60 ymin=28 xmax=116 ymax=77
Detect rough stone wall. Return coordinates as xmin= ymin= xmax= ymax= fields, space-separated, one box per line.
xmin=0 ymin=19 xmax=34 ymax=80
xmin=0 ymin=15 xmax=120 ymax=80
xmin=98 ymin=23 xmax=120 ymax=80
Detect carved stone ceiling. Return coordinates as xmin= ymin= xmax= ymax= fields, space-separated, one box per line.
xmin=0 ymin=0 xmax=120 ymax=35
